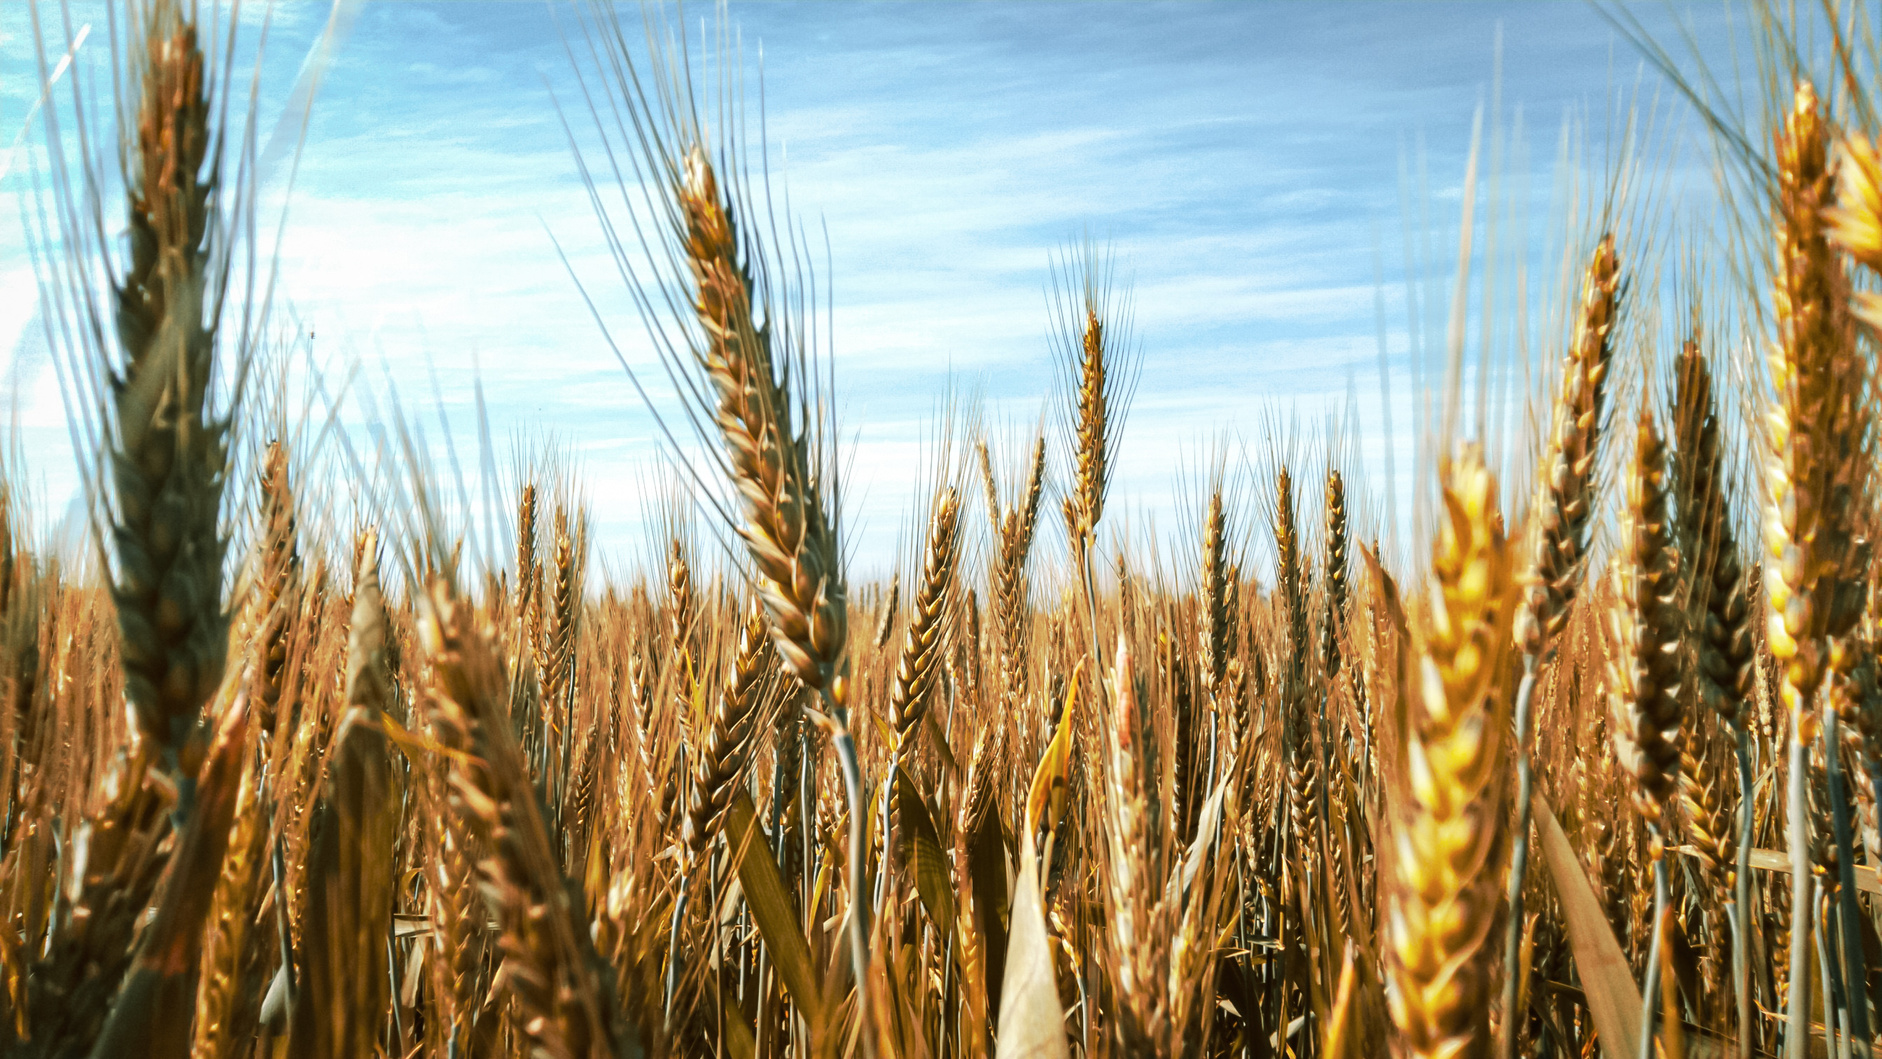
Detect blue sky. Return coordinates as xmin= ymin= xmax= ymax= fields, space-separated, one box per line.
xmin=1 ymin=2 xmax=1738 ymax=581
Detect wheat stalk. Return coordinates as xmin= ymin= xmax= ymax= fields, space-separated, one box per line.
xmin=1385 ymin=445 xmax=1516 ymax=1059
xmin=105 ymin=0 xmax=234 ymax=806
xmin=1764 ymin=81 xmax=1871 ymax=1053
xmin=982 ymin=437 xmax=1046 ymax=717
xmin=889 ymin=488 xmax=961 ymax=759
xmin=420 ymin=578 xmax=625 ymax=1059
xmin=1500 ymin=233 xmax=1621 ymax=1056
xmin=1606 ymin=405 xmax=1683 ymax=1057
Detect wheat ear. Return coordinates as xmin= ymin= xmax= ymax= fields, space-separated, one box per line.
xmin=674 ymin=144 xmax=868 ymax=1006
xmin=1670 ymin=332 xmax=1757 ymax=1048
xmin=420 ymin=578 xmax=624 ymax=1059
xmin=1606 ymin=405 xmax=1684 ymax=1057
xmin=1275 ymin=468 xmax=1316 ymax=844
xmin=284 ymin=528 xmax=401 ymax=1059
xmin=1385 ymin=445 xmax=1517 ymax=1059
xmin=1499 ymin=233 xmax=1620 ymax=1057
xmin=106 ymin=0 xmax=233 ymax=803
xmin=1764 ymin=81 xmax=1872 ymax=1053
xmin=1321 ymin=470 xmax=1350 ymax=681
xmin=682 ymin=599 xmax=772 ymax=864
xmin=889 ymin=487 xmax=961 ymax=759
xmin=981 ymin=437 xmax=1046 ymax=715
xmin=254 ymin=441 xmax=299 ymax=734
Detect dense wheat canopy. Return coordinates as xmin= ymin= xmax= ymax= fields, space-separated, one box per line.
xmin=10 ymin=2 xmax=1882 ymax=1058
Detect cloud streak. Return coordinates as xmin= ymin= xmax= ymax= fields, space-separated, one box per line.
xmin=1 ymin=0 xmax=1738 ymax=579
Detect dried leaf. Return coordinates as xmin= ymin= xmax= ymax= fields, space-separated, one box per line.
xmin=1533 ymin=789 xmax=1640 ymax=1059
xmin=895 ymin=771 xmax=955 ymax=934
xmin=993 ymin=837 xmax=1069 ymax=1059
xmin=725 ymin=789 xmax=823 ymax=1026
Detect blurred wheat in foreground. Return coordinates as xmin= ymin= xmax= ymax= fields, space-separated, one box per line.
xmin=19 ymin=2 xmax=1882 ymax=1058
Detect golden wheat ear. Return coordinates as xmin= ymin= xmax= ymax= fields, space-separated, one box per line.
xmin=1762 ymin=80 xmax=1871 ymax=1050
xmin=1385 ymin=445 xmax=1518 ymax=1059
xmin=420 ymin=578 xmax=629 ymax=1059
xmin=100 ymin=0 xmax=247 ymax=802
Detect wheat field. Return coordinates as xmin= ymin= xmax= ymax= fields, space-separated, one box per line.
xmin=8 ymin=2 xmax=1882 ymax=1058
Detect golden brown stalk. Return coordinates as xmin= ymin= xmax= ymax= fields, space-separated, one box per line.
xmin=1321 ymin=469 xmax=1350 ymax=681
xmin=1384 ymin=445 xmax=1517 ymax=1059
xmin=1517 ymin=234 xmax=1620 ymax=657
xmin=678 ymin=146 xmax=847 ymax=694
xmin=419 ymin=578 xmax=624 ymax=1059
xmin=681 ymin=599 xmax=772 ymax=863
xmin=107 ymin=0 xmax=233 ymax=787
xmin=888 ymin=488 xmax=960 ymax=758
xmin=873 ymin=575 xmax=900 ymax=651
xmin=254 ymin=441 xmax=300 ymax=734
xmin=1670 ymin=330 xmax=1759 ymax=1047
xmin=981 ymin=438 xmax=1046 ymax=714
xmin=1500 ymin=234 xmax=1621 ymax=1058
xmin=1609 ymin=408 xmax=1685 ymax=847
xmin=1764 ymin=81 xmax=1870 ymax=1049
xmin=1275 ymin=468 xmax=1315 ymax=838
xmin=286 ymin=528 xmax=400 ymax=1059
xmin=90 ymin=686 xmax=251 ymax=1059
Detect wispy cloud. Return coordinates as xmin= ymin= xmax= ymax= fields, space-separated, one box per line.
xmin=1 ymin=0 xmax=1738 ymax=579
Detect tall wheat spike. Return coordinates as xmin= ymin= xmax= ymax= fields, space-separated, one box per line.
xmin=681 ymin=599 xmax=771 ymax=864
xmin=1385 ymin=445 xmax=1516 ymax=1059
xmin=288 ymin=528 xmax=400 ymax=1059
xmin=420 ymin=578 xmax=625 ymax=1059
xmin=670 ymin=139 xmax=868 ymax=1008
xmin=1670 ymin=331 xmax=1757 ymax=1047
xmin=1764 ymin=81 xmax=1870 ymax=1052
xmin=889 ymin=487 xmax=961 ymax=759
xmin=1607 ymin=405 xmax=1683 ymax=1056
xmin=254 ymin=441 xmax=300 ymax=734
xmin=981 ymin=437 xmax=1046 ymax=721
xmin=104 ymin=0 xmax=234 ymax=799
xmin=1500 ymin=234 xmax=1620 ymax=1055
